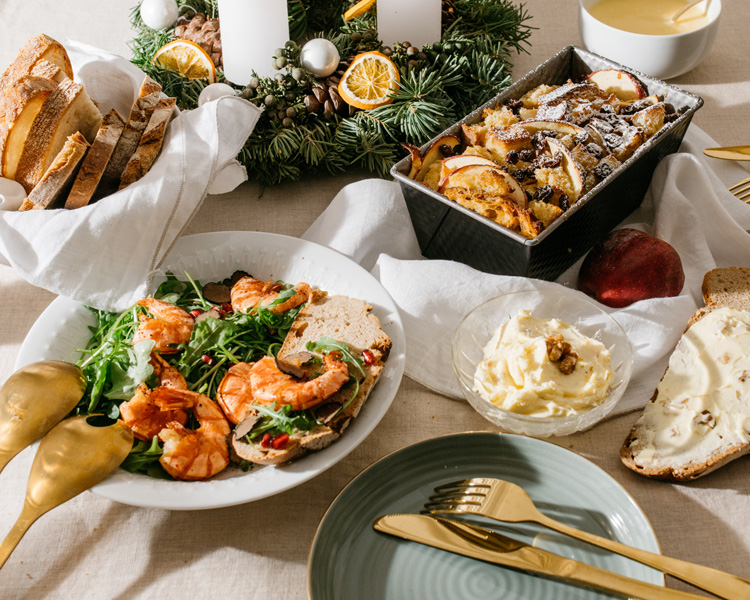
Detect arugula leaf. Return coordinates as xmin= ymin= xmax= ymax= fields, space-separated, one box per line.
xmin=106 ymin=340 xmax=155 ymax=400
xmin=243 ymin=403 xmax=318 ymax=441
xmin=180 ymin=316 xmax=236 ymax=366
xmin=120 ymin=436 xmax=170 ymax=478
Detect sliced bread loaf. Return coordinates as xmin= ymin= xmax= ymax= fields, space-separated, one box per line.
xmin=65 ymin=109 xmax=126 ymax=209
xmin=95 ymin=90 xmax=161 ymax=198
xmin=229 ymin=294 xmax=392 ymax=465
xmin=621 ymin=268 xmax=750 ymax=480
xmin=14 ymin=78 xmax=102 ymax=193
xmin=118 ymin=96 xmax=175 ymax=189
xmin=0 ymin=75 xmax=58 ymax=179
xmin=19 ymin=132 xmax=89 ymax=211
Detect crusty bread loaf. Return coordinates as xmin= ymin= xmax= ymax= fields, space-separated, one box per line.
xmin=229 ymin=294 xmax=392 ymax=465
xmin=96 ymin=90 xmax=161 ymax=198
xmin=0 ymin=75 xmax=58 ymax=179
xmin=0 ymin=35 xmax=73 ymax=119
xmin=14 ymin=78 xmax=102 ymax=193
xmin=118 ymin=96 xmax=175 ymax=190
xmin=621 ymin=268 xmax=750 ymax=481
xmin=65 ymin=109 xmax=126 ymax=209
xmin=19 ymin=132 xmax=89 ymax=211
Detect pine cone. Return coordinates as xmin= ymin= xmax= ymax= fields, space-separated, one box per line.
xmin=303 ymin=59 xmax=356 ymax=119
xmin=174 ymin=13 xmax=223 ymax=69
xmin=442 ymin=0 xmax=457 ymax=27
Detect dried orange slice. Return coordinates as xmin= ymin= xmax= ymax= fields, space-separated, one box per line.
xmin=338 ymin=51 xmax=400 ymax=110
xmin=153 ymin=39 xmax=216 ymax=82
xmin=344 ymin=0 xmax=377 ymax=21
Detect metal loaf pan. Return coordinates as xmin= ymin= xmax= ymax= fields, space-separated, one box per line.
xmin=390 ymin=45 xmax=703 ymax=280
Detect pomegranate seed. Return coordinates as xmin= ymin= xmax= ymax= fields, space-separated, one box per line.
xmin=190 ymin=309 xmax=203 ymax=318
xmin=362 ymin=350 xmax=376 ymax=366
xmin=201 ymin=354 xmax=214 ymax=365
xmin=221 ymin=303 xmax=233 ymax=314
xmin=260 ymin=433 xmax=272 ymax=448
xmin=271 ymin=433 xmax=290 ymax=449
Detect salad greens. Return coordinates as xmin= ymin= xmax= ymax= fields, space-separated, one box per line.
xmin=73 ymin=272 xmax=363 ymax=479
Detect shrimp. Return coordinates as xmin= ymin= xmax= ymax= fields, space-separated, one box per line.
xmin=132 ymin=297 xmax=194 ymax=354
xmin=118 ymin=353 xmax=191 ymax=441
xmin=230 ymin=276 xmax=313 ymax=315
xmin=158 ymin=396 xmax=230 ymax=481
xmin=216 ymin=353 xmax=349 ymax=422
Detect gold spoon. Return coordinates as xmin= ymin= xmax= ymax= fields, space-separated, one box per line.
xmin=0 ymin=415 xmax=133 ymax=570
xmin=671 ymin=0 xmax=711 ymax=23
xmin=0 ymin=361 xmax=87 ymax=475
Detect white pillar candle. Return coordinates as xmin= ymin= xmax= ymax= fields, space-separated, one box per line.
xmin=377 ymin=0 xmax=442 ymax=48
xmin=218 ymin=0 xmax=289 ymax=84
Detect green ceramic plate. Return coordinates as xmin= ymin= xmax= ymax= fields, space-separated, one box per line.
xmin=308 ymin=432 xmax=662 ymax=599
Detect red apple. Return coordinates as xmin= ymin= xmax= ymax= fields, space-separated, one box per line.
xmin=578 ymin=228 xmax=685 ymax=308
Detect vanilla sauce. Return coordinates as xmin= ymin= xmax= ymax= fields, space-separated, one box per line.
xmin=588 ymin=0 xmax=710 ymax=35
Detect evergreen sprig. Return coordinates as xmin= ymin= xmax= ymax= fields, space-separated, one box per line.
xmin=129 ymin=0 xmax=533 ymax=186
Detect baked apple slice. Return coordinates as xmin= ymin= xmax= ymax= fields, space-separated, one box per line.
xmin=402 ymin=143 xmax=423 ymax=179
xmin=547 ymin=138 xmax=585 ymax=203
xmin=439 ymin=154 xmax=498 ymax=182
xmin=519 ymin=119 xmax=587 ymax=139
xmin=438 ymin=164 xmax=527 ymax=208
xmin=414 ymin=134 xmax=460 ymax=182
xmin=585 ymin=69 xmax=647 ymax=102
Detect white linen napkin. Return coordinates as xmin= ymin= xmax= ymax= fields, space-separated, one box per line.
xmin=303 ymin=125 xmax=750 ymax=415
xmin=0 ymin=41 xmax=262 ymax=311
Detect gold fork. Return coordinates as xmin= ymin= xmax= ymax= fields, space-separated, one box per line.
xmin=425 ymin=477 xmax=750 ymax=600
xmin=729 ymin=176 xmax=750 ymax=202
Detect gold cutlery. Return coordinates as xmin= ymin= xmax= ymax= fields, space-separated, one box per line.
xmin=424 ymin=477 xmax=750 ymax=600
xmin=0 ymin=361 xmax=87 ymax=475
xmin=374 ymin=514 xmax=707 ymax=600
xmin=704 ymin=146 xmax=750 ymax=161
xmin=0 ymin=415 xmax=133 ymax=570
xmin=729 ymin=176 xmax=750 ymax=202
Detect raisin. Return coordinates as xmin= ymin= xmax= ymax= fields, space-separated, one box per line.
xmin=586 ymin=143 xmax=603 ymax=158
xmin=664 ymin=112 xmax=680 ymax=123
xmin=531 ymin=131 xmax=552 ymax=151
xmin=600 ymin=103 xmax=615 ymax=114
xmin=574 ymin=132 xmax=589 ymax=145
xmin=518 ymin=149 xmax=535 ymax=162
xmin=505 ymin=149 xmax=519 ymax=165
xmin=535 ymin=151 xmax=562 ymax=169
xmin=511 ymin=168 xmax=528 ymax=182
xmin=439 ymin=144 xmax=455 ymax=157
xmin=505 ymin=98 xmax=523 ymax=114
xmin=534 ymin=185 xmax=554 ymax=202
xmin=559 ymin=194 xmax=570 ymax=211
xmin=604 ymin=133 xmax=622 ymax=148
xmin=593 ymin=163 xmax=613 ymax=179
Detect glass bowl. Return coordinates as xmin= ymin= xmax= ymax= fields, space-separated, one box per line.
xmin=452 ymin=290 xmax=633 ymax=437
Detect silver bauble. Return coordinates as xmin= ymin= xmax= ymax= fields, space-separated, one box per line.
xmin=299 ymin=39 xmax=340 ymax=78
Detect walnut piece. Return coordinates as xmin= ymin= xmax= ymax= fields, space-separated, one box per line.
xmin=545 ymin=334 xmax=578 ymax=374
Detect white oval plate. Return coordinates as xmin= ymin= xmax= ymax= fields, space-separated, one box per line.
xmin=15 ymin=232 xmax=405 ymax=510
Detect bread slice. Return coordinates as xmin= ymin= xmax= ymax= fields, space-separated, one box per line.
xmin=19 ymin=132 xmax=89 ymax=211
xmin=621 ymin=268 xmax=750 ymax=481
xmin=14 ymin=78 xmax=102 ymax=193
xmin=0 ymin=35 xmax=73 ymax=108
xmin=95 ymin=91 xmax=161 ymax=198
xmin=29 ymin=59 xmax=68 ymax=84
xmin=229 ymin=294 xmax=392 ymax=465
xmin=0 ymin=75 xmax=58 ymax=179
xmin=118 ymin=96 xmax=175 ymax=189
xmin=65 ymin=109 xmax=126 ymax=209
xmin=139 ymin=75 xmax=162 ymax=98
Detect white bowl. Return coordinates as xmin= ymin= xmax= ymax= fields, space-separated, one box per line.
xmin=451 ymin=290 xmax=633 ymax=437
xmin=578 ymin=0 xmax=721 ymax=80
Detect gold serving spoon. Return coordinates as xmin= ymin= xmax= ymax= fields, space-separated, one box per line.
xmin=0 ymin=415 xmax=133 ymax=570
xmin=0 ymin=361 xmax=87 ymax=475
xmin=671 ymin=0 xmax=711 ymax=23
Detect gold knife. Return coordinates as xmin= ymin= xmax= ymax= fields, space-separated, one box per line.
xmin=704 ymin=146 xmax=750 ymax=161
xmin=373 ymin=514 xmax=707 ymax=600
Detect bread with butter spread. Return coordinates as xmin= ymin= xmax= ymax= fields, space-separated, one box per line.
xmin=621 ymin=268 xmax=750 ymax=480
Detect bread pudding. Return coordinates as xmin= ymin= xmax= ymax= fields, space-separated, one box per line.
xmin=406 ymin=69 xmax=677 ymax=239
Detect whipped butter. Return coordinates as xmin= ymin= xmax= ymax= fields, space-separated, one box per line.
xmin=631 ymin=307 xmax=750 ymax=467
xmin=473 ymin=310 xmax=613 ymax=417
